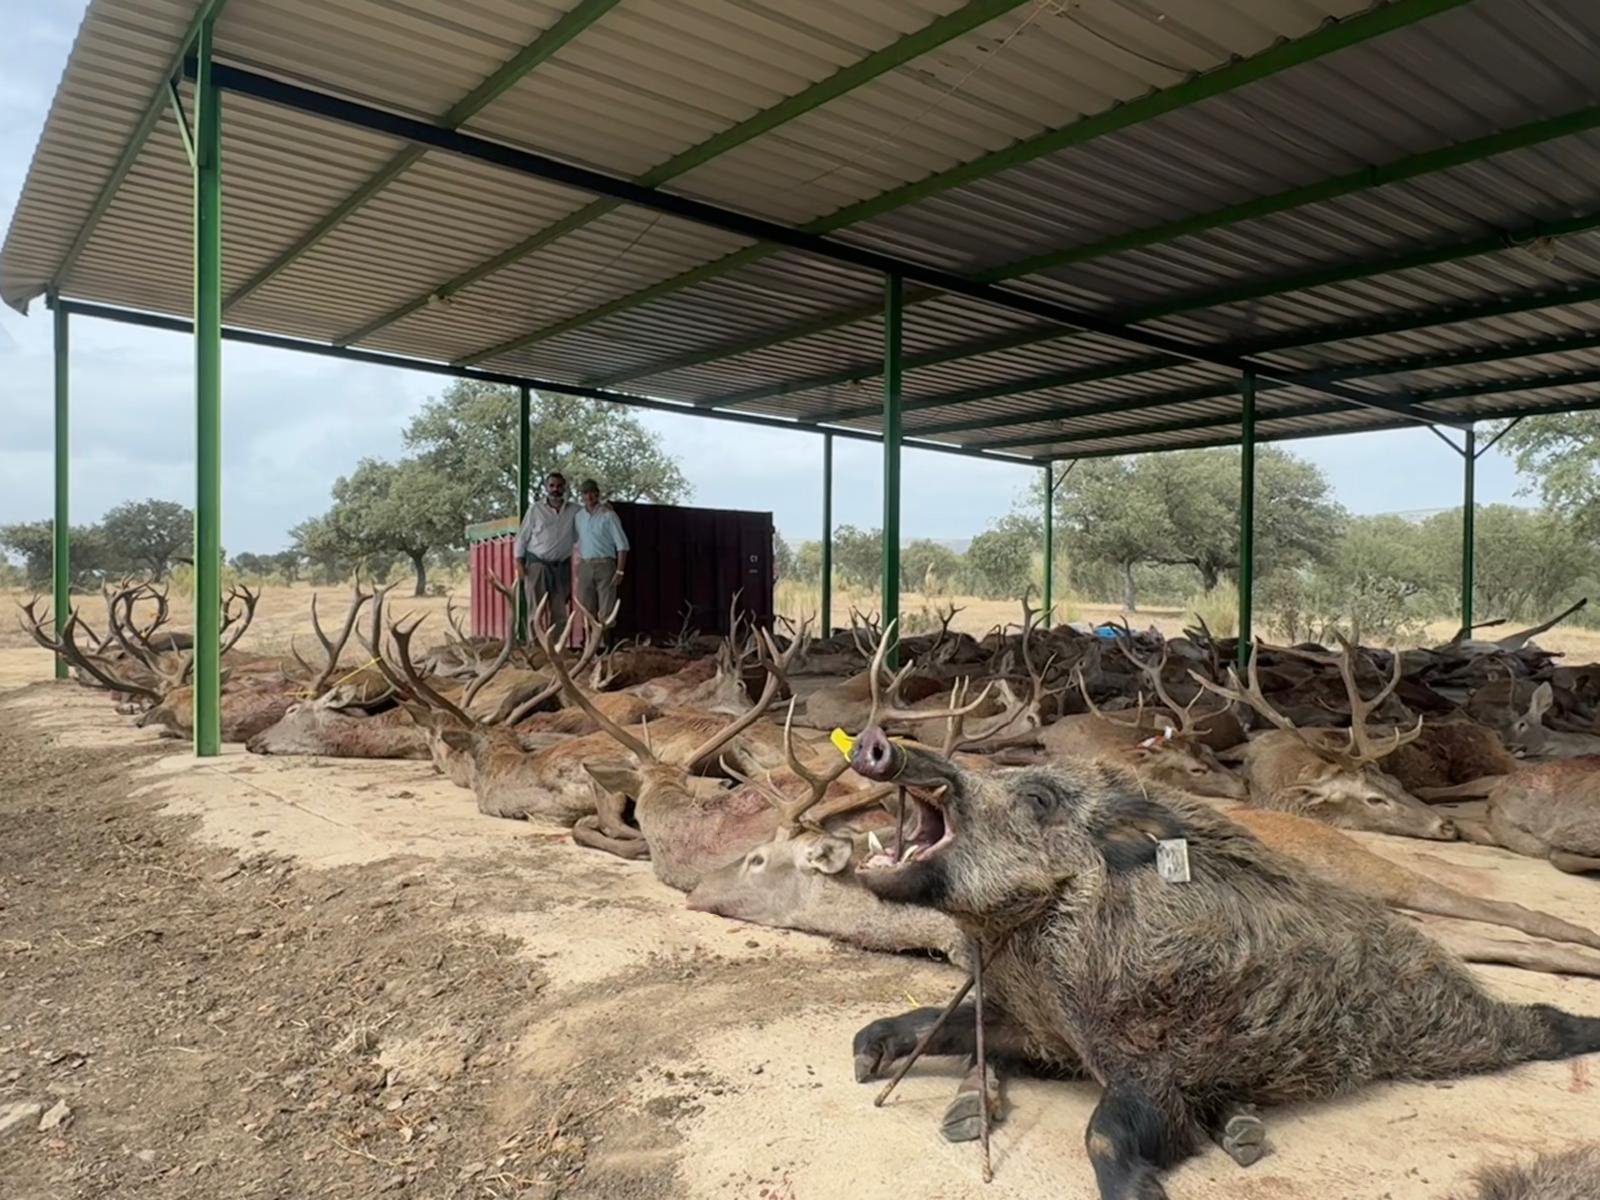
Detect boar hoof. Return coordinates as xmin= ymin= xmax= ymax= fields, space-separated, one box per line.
xmin=1218 ymin=1110 xmax=1266 ymax=1168
xmin=940 ymin=1067 xmax=1002 ymax=1143
xmin=852 ymin=1014 xmax=924 ymax=1083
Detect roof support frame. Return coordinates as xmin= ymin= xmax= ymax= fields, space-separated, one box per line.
xmin=439 ymin=0 xmax=1474 ymax=370
xmin=908 ymin=331 xmax=1600 ymax=441
xmin=196 ymin=61 xmax=1458 ymax=428
xmin=722 ymin=204 xmax=1600 ymax=420
xmin=968 ymin=364 xmax=1600 ymax=451
xmin=1032 ymin=393 xmax=1600 ymax=463
xmin=600 ymin=99 xmax=1600 ymax=388
xmin=335 ymin=0 xmax=1037 ymax=347
xmin=221 ymin=0 xmax=623 ymax=313
xmin=54 ymin=299 xmax=1035 ymax=469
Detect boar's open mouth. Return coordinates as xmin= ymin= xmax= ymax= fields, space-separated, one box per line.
xmin=860 ymin=786 xmax=954 ymax=872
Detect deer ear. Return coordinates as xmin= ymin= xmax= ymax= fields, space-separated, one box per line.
xmin=1285 ymin=783 xmax=1331 ymax=808
xmin=1529 ymin=682 xmax=1554 ymax=718
xmin=801 ymin=836 xmax=853 ymax=876
xmin=401 ymin=701 xmax=435 ymax=729
xmin=439 ymin=729 xmax=473 ymax=753
xmin=583 ymin=760 xmax=643 ymax=798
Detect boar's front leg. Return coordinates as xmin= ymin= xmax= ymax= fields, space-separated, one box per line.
xmin=1084 ymin=1075 xmax=1197 ymax=1200
xmin=941 ymin=1053 xmax=1003 ymax=1143
xmin=851 ymin=1003 xmax=1036 ymax=1083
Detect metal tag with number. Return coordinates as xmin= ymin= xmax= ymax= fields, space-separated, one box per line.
xmin=1156 ymin=838 xmax=1191 ymax=884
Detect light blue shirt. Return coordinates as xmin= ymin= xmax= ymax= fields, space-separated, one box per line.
xmin=576 ymin=505 xmax=630 ymax=560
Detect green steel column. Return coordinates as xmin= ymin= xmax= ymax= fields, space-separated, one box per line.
xmin=1237 ymin=371 xmax=1256 ymax=671
xmin=1461 ymin=424 xmax=1476 ymax=634
xmin=1042 ymin=463 xmax=1054 ymax=619
xmin=516 ymin=383 xmax=531 ymax=639
xmin=192 ymin=17 xmax=223 ymax=756
xmin=51 ymin=297 xmax=69 ymax=680
xmin=820 ymin=432 xmax=833 ymax=634
xmin=882 ymin=276 xmax=904 ymax=664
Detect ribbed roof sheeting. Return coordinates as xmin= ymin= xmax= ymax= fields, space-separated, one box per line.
xmin=9 ymin=0 xmax=1600 ymax=464
xmin=0 ymin=0 xmax=197 ymax=310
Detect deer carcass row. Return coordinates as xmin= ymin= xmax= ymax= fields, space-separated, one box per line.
xmin=1198 ymin=641 xmax=1457 ymax=840
xmin=538 ymin=616 xmax=928 ymax=889
xmin=247 ymin=584 xmax=431 ymax=759
xmin=846 ymin=732 xmax=1600 ymax=1200
xmin=1422 ymin=758 xmax=1600 ymax=875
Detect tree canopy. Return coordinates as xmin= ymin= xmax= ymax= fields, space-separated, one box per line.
xmin=284 ymin=381 xmax=690 ymax=594
xmin=404 ymin=380 xmax=689 ymax=523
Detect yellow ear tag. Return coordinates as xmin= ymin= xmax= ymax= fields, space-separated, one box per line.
xmin=830 ymin=728 xmax=855 ymax=759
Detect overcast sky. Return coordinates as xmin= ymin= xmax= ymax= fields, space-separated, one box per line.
xmin=0 ymin=2 xmax=1533 ymax=556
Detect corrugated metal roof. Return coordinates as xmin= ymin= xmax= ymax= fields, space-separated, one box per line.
xmin=6 ymin=0 xmax=1600 ymax=462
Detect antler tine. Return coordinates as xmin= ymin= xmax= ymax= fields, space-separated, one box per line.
xmin=103 ymin=585 xmax=159 ymax=669
xmin=717 ymin=753 xmax=800 ymax=817
xmin=461 ymin=580 xmax=521 ymax=712
xmin=61 ymin=612 xmax=165 ymax=702
xmin=1074 ymin=663 xmax=1146 ymax=730
xmin=1331 ymin=635 xmax=1422 ymax=765
xmin=501 ymin=595 xmax=620 ymax=725
xmin=681 ymin=634 xmax=789 ymax=773
xmin=310 ymin=585 xmax=372 ymax=696
xmin=389 ymin=614 xmax=475 ymax=727
xmin=939 ymin=678 xmax=973 ymax=757
xmin=1114 ymin=636 xmax=1206 ymax=736
xmin=219 ymin=584 xmax=260 ymax=656
xmin=1189 ymin=647 xmax=1313 ymax=747
xmin=523 ymin=598 xmax=654 ymax=756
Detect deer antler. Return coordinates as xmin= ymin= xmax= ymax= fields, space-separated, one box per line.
xmin=60 ymin=611 xmax=165 ymax=702
xmin=1115 ymin=631 xmax=1223 ymax=739
xmin=1191 ymin=645 xmax=1320 ymax=751
xmin=388 ymin=614 xmax=476 ymax=728
xmin=1074 ymin=663 xmax=1148 ymax=731
xmin=526 ymin=596 xmax=652 ymax=756
xmin=1327 ymin=636 xmax=1423 ymax=766
xmin=677 ymin=627 xmax=793 ymax=772
xmin=865 ymin=619 xmax=995 ymax=731
xmin=499 ymin=596 xmax=614 ymax=726
xmin=219 ymin=584 xmax=260 ymax=656
xmin=306 ymin=582 xmax=372 ymax=696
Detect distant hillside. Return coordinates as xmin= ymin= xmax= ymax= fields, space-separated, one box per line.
xmin=776 ymin=531 xmax=971 ymax=554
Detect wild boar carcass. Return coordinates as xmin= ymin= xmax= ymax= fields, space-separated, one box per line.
xmin=847 ymin=731 xmax=1600 ymax=1200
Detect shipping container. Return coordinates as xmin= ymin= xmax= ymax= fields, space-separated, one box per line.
xmin=466 ymin=502 xmax=773 ymax=642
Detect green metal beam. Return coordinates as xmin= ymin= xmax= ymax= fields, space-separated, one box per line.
xmin=1461 ymin=424 xmax=1476 ymax=634
xmin=192 ymin=17 xmax=223 ymax=757
xmin=1041 ymin=464 xmax=1054 ymax=619
xmin=517 ymin=383 xmax=531 ymax=640
xmin=821 ymin=432 xmax=833 ymax=635
xmin=915 ymin=327 xmax=1600 ymax=442
xmin=989 ymin=105 xmax=1600 ymax=281
xmin=446 ymin=0 xmax=1468 ymax=368
xmin=971 ymin=363 xmax=1600 ymax=452
xmin=1041 ymin=392 xmax=1600 ymax=463
xmin=729 ymin=208 xmax=1600 ymax=417
xmin=611 ymin=96 xmax=1598 ymax=390
xmin=51 ymin=295 xmax=68 ymax=681
xmin=49 ymin=0 xmax=231 ymax=294
xmin=1237 ymin=371 xmax=1256 ymax=671
xmin=883 ymin=277 xmax=904 ymax=667
xmin=223 ymin=0 xmax=620 ymax=312
xmin=337 ymin=0 xmax=1034 ymax=349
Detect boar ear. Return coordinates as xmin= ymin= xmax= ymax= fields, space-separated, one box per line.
xmin=1089 ymin=793 xmax=1186 ymax=873
xmin=801 ymin=836 xmax=853 ymax=875
xmin=583 ymin=760 xmax=643 ymax=798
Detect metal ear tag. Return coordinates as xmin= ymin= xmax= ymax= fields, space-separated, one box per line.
xmin=1156 ymin=838 xmax=1191 ymax=884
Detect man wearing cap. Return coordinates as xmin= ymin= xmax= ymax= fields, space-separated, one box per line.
xmin=575 ymin=478 xmax=630 ymax=624
xmin=514 ymin=471 xmax=577 ymax=631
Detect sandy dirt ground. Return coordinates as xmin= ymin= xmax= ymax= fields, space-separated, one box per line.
xmin=2 ymin=671 xmax=1598 ymax=1199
